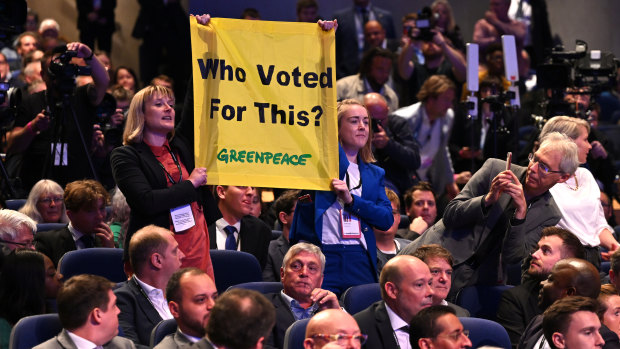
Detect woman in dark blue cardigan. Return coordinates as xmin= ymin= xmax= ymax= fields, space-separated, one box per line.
xmin=289 ymin=99 xmax=394 ymax=295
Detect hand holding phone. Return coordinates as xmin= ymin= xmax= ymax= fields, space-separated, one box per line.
xmin=506 ymin=152 xmax=512 ymax=171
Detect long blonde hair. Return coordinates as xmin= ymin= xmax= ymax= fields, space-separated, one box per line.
xmin=337 ymin=99 xmax=376 ymax=163
xmin=122 ymin=85 xmax=175 ymax=145
xmin=19 ymin=179 xmax=69 ymax=223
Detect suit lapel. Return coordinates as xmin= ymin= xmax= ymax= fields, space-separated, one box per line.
xmin=375 ymin=302 xmax=398 ymax=348
xmin=129 ymin=278 xmax=163 ymax=324
xmin=57 ymin=329 xmax=79 ymax=349
xmin=61 ymin=227 xmax=77 ymax=252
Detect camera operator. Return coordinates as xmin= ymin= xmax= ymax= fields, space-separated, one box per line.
xmin=396 ymin=14 xmax=466 ymax=108
xmin=6 ymin=42 xmax=110 ymax=193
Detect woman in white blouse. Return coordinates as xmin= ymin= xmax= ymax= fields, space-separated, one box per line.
xmin=539 ymin=116 xmax=617 ymax=267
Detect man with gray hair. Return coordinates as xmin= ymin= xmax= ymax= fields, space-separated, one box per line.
xmin=0 ymin=209 xmax=37 ymax=259
xmin=401 ymin=132 xmax=579 ymax=300
xmin=264 ymin=242 xmax=341 ymax=349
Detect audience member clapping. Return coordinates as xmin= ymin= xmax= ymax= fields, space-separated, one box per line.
xmin=108 ymin=187 xmax=130 ymax=249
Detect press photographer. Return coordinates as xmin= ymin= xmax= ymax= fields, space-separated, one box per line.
xmin=397 ymin=7 xmax=466 ymax=107
xmin=5 ymin=42 xmax=109 ymax=193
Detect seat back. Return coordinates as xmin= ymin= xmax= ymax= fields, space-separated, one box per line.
xmin=459 ymin=317 xmax=511 ymax=349
xmin=58 ymin=248 xmax=126 ymax=283
xmin=5 ymin=199 xmax=26 ymax=211
xmin=455 ymin=285 xmax=513 ymax=321
xmin=210 ymin=250 xmax=262 ymax=293
xmin=36 ymin=223 xmax=67 ymax=233
xmin=283 ymin=318 xmax=310 ymax=349
xmin=150 ymin=318 xmax=177 ymax=347
xmin=227 ymin=281 xmax=283 ymax=294
xmin=9 ymin=314 xmax=63 ymax=349
xmin=340 ymin=283 xmax=381 ymax=315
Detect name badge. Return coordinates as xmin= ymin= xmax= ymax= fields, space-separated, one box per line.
xmin=170 ymin=204 xmax=195 ymax=232
xmin=340 ymin=209 xmax=361 ymax=239
xmin=51 ymin=142 xmax=68 ymax=166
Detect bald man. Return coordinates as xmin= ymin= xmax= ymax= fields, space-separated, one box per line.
xmin=365 ymin=92 xmax=420 ymax=196
xmin=355 ymin=255 xmax=433 ymax=349
xmin=304 ymin=309 xmax=365 ymax=349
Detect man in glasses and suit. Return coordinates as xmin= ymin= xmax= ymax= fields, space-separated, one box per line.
xmin=401 ymin=132 xmax=578 ymax=300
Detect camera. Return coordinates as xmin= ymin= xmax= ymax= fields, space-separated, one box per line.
xmin=0 ymin=81 xmax=21 ymax=128
xmin=536 ymin=40 xmax=618 ymax=118
xmin=410 ymin=7 xmax=437 ymax=42
xmin=48 ymin=50 xmax=92 ymax=94
xmin=95 ymin=93 xmax=123 ymax=148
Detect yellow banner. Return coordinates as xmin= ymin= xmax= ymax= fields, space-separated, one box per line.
xmin=190 ymin=17 xmax=339 ymax=190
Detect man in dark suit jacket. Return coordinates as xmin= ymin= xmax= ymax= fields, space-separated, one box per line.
xmin=262 ymin=189 xmax=299 ymax=282
xmin=517 ymin=258 xmax=614 ymax=349
xmin=156 ymin=267 xmax=218 ymax=348
xmin=115 ymin=225 xmax=183 ymax=348
xmin=354 ymin=255 xmax=433 ymax=349
xmin=35 ymin=179 xmax=115 ymax=267
xmin=34 ymin=274 xmax=135 ymax=349
xmin=497 ymin=227 xmax=586 ymax=348
xmin=400 ymin=133 xmax=579 ymax=300
xmin=187 ymin=289 xmax=275 ymax=349
xmin=264 ymin=242 xmax=340 ymax=349
xmin=208 ymin=185 xmax=271 ymax=269
xmin=333 ymin=1 xmax=395 ymax=79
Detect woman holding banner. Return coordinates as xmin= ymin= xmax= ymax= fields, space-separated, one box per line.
xmin=110 ymin=85 xmax=219 ymax=279
xmin=290 ymin=99 xmax=394 ymax=295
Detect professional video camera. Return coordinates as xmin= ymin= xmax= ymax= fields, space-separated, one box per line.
xmin=0 ymin=81 xmax=21 ymax=128
xmin=48 ymin=50 xmax=92 ymax=95
xmin=537 ymin=40 xmax=618 ymax=118
xmin=410 ymin=6 xmax=437 ymax=42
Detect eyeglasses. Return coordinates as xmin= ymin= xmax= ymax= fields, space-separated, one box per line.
xmin=528 ymin=153 xmax=564 ymax=176
xmin=0 ymin=238 xmax=34 ymax=248
xmin=38 ymin=197 xmax=64 ymax=205
xmin=311 ymin=333 xmax=368 ymax=346
xmin=437 ymin=329 xmax=470 ymax=341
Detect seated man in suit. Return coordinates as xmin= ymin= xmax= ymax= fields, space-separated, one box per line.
xmin=155 ymin=267 xmax=218 ymax=348
xmin=355 ymin=255 xmax=434 ymax=349
xmin=188 ymin=289 xmax=276 ymax=349
xmin=409 ymin=305 xmax=472 ymax=349
xmin=410 ymin=244 xmax=469 ymax=316
xmin=542 ymin=296 xmax=605 ymax=349
xmin=208 ymin=185 xmax=271 ymax=269
xmin=518 ymin=258 xmax=618 ymax=349
xmin=497 ymin=227 xmax=585 ymax=348
xmin=34 ymin=274 xmax=135 ymax=349
xmin=397 ymin=182 xmax=437 ymax=241
xmin=400 ymin=132 xmax=579 ymax=300
xmin=263 ymin=189 xmax=300 ymax=282
xmin=265 ymin=242 xmax=340 ymax=349
xmin=304 ymin=309 xmax=366 ymax=349
xmin=115 ymin=225 xmax=184 ymax=348
xmin=34 ymin=179 xmax=114 ymax=267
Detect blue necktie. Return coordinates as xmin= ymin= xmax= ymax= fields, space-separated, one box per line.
xmin=80 ymin=234 xmax=95 ymax=248
xmin=224 ymin=225 xmax=237 ymax=250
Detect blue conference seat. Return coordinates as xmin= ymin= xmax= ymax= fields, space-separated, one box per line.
xmin=283 ymin=318 xmax=310 ymax=349
xmin=58 ymin=248 xmax=126 ymax=283
xmin=340 ymin=283 xmax=381 ymax=315
xmin=210 ymin=250 xmax=262 ymax=293
xmin=150 ymin=318 xmax=177 ymax=347
xmin=227 ymin=281 xmax=283 ymax=294
xmin=9 ymin=314 xmax=63 ymax=349
xmin=459 ymin=317 xmax=511 ymax=349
